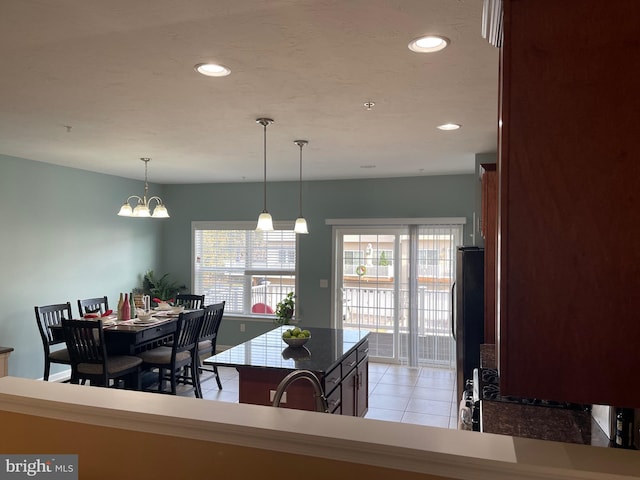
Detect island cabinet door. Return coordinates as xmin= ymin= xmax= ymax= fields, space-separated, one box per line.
xmin=356 ymin=359 xmax=368 ymax=417
xmin=341 ymin=367 xmax=357 ymax=417
xmin=498 ymin=0 xmax=640 ymax=406
xmin=326 ymin=385 xmax=342 ymax=414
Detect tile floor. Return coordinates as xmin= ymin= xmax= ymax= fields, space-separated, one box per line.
xmin=186 ymin=362 xmax=458 ymax=429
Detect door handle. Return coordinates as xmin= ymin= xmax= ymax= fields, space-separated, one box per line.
xmin=451 ymin=281 xmax=456 ymax=341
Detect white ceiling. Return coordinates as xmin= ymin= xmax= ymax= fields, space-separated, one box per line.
xmin=0 ymin=0 xmax=499 ymax=184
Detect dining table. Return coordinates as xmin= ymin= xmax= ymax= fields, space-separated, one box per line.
xmin=50 ymin=311 xmax=182 ymax=355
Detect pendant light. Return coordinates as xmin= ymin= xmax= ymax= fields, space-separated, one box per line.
xmin=256 ymin=118 xmax=275 ymax=231
xmin=117 ymin=158 xmax=169 ymax=218
xmin=293 ymin=140 xmax=309 ymax=234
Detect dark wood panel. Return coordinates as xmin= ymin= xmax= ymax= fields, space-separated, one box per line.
xmin=238 ymin=368 xmax=317 ymax=411
xmin=481 ymin=163 xmax=497 ymax=345
xmin=499 ymin=0 xmax=640 ymax=406
xmin=356 ymin=360 xmax=368 ymax=417
xmin=341 ymin=368 xmax=356 ymax=417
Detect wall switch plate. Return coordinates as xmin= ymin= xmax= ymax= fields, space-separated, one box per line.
xmin=319 ymin=279 xmax=328 ymax=288
xmin=240 ymin=323 xmax=245 ymax=332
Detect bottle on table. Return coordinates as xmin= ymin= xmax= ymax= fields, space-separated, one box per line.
xmin=129 ymin=292 xmax=136 ymax=318
xmin=122 ymin=293 xmax=131 ymax=320
xmin=117 ymin=292 xmax=124 ymax=320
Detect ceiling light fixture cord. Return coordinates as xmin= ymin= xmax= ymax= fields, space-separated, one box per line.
xmin=255 ymin=118 xmax=274 ymax=231
xmin=296 ymin=140 xmax=306 ymax=216
xmin=262 ymin=121 xmax=268 ymax=213
xmin=294 ymin=140 xmax=309 ymax=234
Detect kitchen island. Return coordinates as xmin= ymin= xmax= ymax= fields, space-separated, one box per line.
xmin=204 ymin=326 xmax=369 ymax=415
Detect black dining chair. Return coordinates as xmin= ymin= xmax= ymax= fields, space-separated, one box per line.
xmin=35 ymin=303 xmax=73 ymax=381
xmin=197 ymin=301 xmax=225 ymax=389
xmin=61 ymin=319 xmax=142 ymax=389
xmin=77 ymin=296 xmax=109 ymax=317
xmin=137 ymin=309 xmax=205 ymax=398
xmin=174 ymin=294 xmax=205 ymax=310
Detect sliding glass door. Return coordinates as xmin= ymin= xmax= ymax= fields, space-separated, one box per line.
xmin=333 ymin=222 xmax=462 ymax=367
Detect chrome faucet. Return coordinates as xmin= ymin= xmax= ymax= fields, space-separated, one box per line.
xmin=272 ymin=370 xmax=329 ymax=413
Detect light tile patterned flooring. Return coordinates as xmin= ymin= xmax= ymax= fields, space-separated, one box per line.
xmin=187 ymin=362 xmax=458 ymax=429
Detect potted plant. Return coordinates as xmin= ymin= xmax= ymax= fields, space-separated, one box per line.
xmin=274 ymin=292 xmax=295 ymax=326
xmin=142 ymin=270 xmax=187 ymax=305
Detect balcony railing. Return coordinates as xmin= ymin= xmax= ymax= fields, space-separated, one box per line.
xmin=342 ymin=285 xmax=454 ymax=366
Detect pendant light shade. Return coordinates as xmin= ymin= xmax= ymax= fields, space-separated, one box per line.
xmin=256 ymin=118 xmax=274 ymax=231
xmin=117 ymin=158 xmax=169 ymax=218
xmin=293 ymin=140 xmax=309 ymax=234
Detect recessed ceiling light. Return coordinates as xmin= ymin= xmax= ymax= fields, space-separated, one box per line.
xmin=408 ymin=35 xmax=449 ymax=53
xmin=194 ymin=63 xmax=231 ymax=77
xmin=437 ymin=123 xmax=461 ymax=131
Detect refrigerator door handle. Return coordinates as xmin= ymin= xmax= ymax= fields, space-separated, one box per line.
xmin=451 ymin=281 xmax=456 ymax=341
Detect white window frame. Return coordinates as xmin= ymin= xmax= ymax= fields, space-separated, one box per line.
xmin=192 ymin=221 xmax=299 ymax=319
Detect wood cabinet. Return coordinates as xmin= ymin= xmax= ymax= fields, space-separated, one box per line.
xmin=325 ymin=339 xmax=368 ymax=417
xmin=0 ymin=347 xmax=13 ymax=378
xmin=498 ymin=0 xmax=640 ymax=407
xmin=480 ymin=163 xmax=497 ymax=345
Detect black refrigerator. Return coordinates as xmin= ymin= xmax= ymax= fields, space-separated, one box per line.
xmin=453 ymin=246 xmax=485 ymax=401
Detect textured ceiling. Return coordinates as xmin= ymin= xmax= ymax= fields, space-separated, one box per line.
xmin=0 ymin=0 xmax=499 ymax=184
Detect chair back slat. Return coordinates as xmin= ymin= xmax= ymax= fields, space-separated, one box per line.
xmin=201 ymin=302 xmax=225 ymax=342
xmin=77 ymin=296 xmax=109 ymax=317
xmin=174 ymin=310 xmax=205 ymax=353
xmin=62 ymin=319 xmax=107 ymax=366
xmin=35 ymin=303 xmax=73 ymax=346
xmin=174 ymin=294 xmax=205 ymax=310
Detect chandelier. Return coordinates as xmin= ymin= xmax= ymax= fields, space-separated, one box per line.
xmin=117 ymin=158 xmax=169 ymax=218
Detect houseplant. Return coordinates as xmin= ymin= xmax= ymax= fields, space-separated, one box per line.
xmin=274 ymin=292 xmax=295 ymax=326
xmin=142 ymin=270 xmax=187 ymax=305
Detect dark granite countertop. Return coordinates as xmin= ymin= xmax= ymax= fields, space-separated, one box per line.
xmin=0 ymin=347 xmax=14 ymax=355
xmin=482 ymin=401 xmax=610 ymax=446
xmin=204 ymin=326 xmax=369 ymax=373
xmin=478 ymin=343 xmax=610 ymax=447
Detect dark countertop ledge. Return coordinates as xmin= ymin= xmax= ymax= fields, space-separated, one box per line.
xmin=478 ymin=343 xmax=610 ymax=447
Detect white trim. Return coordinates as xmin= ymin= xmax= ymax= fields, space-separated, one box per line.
xmin=0 ymin=377 xmax=635 ymax=480
xmin=325 ymin=217 xmax=467 ymax=226
xmin=324 ymin=217 xmax=467 ymax=227
xmin=193 ymin=220 xmax=296 ymax=230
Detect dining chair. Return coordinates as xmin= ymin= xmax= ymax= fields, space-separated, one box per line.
xmin=197 ymin=301 xmax=225 ymax=389
xmin=77 ymin=296 xmax=109 ymax=317
xmin=137 ymin=309 xmax=205 ymax=398
xmin=35 ymin=303 xmax=73 ymax=381
xmin=61 ymin=319 xmax=142 ymax=389
xmin=174 ymin=294 xmax=205 ymax=309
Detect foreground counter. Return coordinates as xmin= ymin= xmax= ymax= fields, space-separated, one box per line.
xmin=0 ymin=377 xmax=638 ymax=480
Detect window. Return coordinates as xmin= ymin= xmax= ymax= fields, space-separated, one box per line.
xmin=193 ymin=222 xmax=297 ymax=317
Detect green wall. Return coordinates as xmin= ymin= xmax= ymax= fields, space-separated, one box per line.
xmin=0 ymin=155 xmax=162 ymax=379
xmin=161 ymin=174 xmax=478 ymax=346
xmin=0 ymin=153 xmax=480 ymax=378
